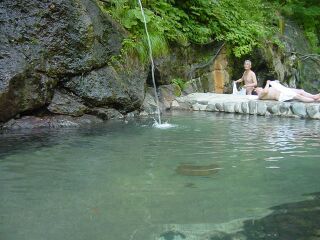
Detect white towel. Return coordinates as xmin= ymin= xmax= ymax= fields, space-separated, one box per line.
xmin=233 ymin=82 xmax=246 ymax=95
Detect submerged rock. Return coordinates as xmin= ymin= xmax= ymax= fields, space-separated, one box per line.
xmin=2 ymin=114 xmax=102 ymax=130
xmin=159 ymin=231 xmax=186 ymax=240
xmin=176 ymin=164 xmax=220 ymax=176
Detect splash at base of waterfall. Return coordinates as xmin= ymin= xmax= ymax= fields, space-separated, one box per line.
xmin=152 ymin=121 xmax=176 ymax=129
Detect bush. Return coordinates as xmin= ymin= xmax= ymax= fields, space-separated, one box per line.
xmin=98 ymin=0 xmax=279 ymax=60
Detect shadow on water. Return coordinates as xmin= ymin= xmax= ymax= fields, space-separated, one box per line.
xmin=208 ymin=192 xmax=320 ymax=240
xmin=0 ymin=117 xmax=162 ymax=158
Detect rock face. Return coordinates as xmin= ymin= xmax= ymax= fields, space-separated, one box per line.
xmin=63 ymin=64 xmax=146 ymax=111
xmin=211 ymin=46 xmax=230 ymax=93
xmin=264 ymin=20 xmax=320 ymax=91
xmin=0 ymin=0 xmax=146 ymax=123
xmin=89 ymin=107 xmax=124 ymax=120
xmin=47 ymin=89 xmax=87 ymax=116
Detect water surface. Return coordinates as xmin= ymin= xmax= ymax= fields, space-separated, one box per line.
xmin=1 ymin=112 xmax=320 ymax=240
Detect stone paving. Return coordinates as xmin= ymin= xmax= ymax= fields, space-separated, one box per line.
xmin=172 ymin=93 xmax=320 ymax=119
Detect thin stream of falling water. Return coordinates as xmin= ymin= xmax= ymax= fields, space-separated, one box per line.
xmin=137 ymin=0 xmax=161 ymax=124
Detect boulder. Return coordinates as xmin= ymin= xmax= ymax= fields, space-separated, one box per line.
xmin=0 ymin=0 xmax=143 ymax=123
xmin=267 ymin=103 xmax=280 ymax=115
xmin=241 ymin=102 xmax=249 ymax=113
xmin=306 ymin=105 xmax=320 ymax=119
xmin=159 ymin=84 xmax=181 ymax=110
xmin=223 ymin=102 xmax=235 ymax=113
xmin=89 ymin=107 xmax=124 ymax=120
xmin=248 ymin=101 xmax=257 ymax=114
xmin=279 ymin=102 xmax=291 ymax=115
xmin=63 ymin=63 xmax=146 ymax=112
xmin=291 ymin=102 xmax=307 ymax=117
xmin=206 ymin=104 xmax=217 ymax=112
xmin=192 ymin=103 xmax=207 ymax=111
xmin=215 ymin=103 xmax=224 ymax=111
xmin=257 ymin=102 xmax=267 ymax=115
xmin=234 ymin=103 xmax=241 ymax=113
xmin=140 ymin=91 xmax=159 ymax=115
xmin=47 ymin=89 xmax=87 ymax=116
xmin=0 ymin=73 xmax=55 ymax=122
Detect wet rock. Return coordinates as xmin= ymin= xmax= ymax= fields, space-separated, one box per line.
xmin=223 ymin=102 xmax=235 ymax=113
xmin=126 ymin=110 xmax=139 ymax=119
xmin=171 ymin=100 xmax=180 ymax=110
xmin=89 ymin=107 xmax=123 ymax=120
xmin=0 ymin=0 xmax=125 ymax=122
xmin=176 ymin=164 xmax=220 ymax=176
xmin=291 ymin=102 xmax=307 ymax=117
xmin=248 ymin=101 xmax=257 ymax=114
xmin=182 ymin=82 xmax=198 ymax=95
xmin=171 ymin=100 xmax=191 ymax=111
xmin=0 ymin=73 xmax=56 ymax=123
xmin=234 ymin=103 xmax=241 ymax=113
xmin=141 ymin=90 xmax=159 ymax=115
xmin=241 ymin=102 xmax=249 ymax=114
xmin=63 ymin=64 xmax=146 ymax=111
xmin=257 ymin=102 xmax=267 ymax=115
xmin=192 ymin=103 xmax=207 ymax=111
xmin=206 ymin=104 xmax=217 ymax=112
xmin=279 ymin=102 xmax=291 ymax=115
xmin=306 ymin=105 xmax=320 ymax=119
xmin=159 ymin=84 xmax=181 ymax=110
xmin=2 ymin=114 xmax=102 ymax=130
xmin=47 ymin=90 xmax=87 ymax=116
xmin=267 ymin=103 xmax=280 ymax=115
xmin=159 ymin=231 xmax=186 ymax=240
xmin=215 ymin=103 xmax=224 ymax=111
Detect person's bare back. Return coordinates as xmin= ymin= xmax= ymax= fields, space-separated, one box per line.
xmin=258 ymin=87 xmax=280 ymax=101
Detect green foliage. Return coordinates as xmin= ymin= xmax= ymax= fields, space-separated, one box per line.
xmin=171 ymin=78 xmax=187 ymax=91
xmin=98 ymin=0 xmax=279 ymax=60
xmin=270 ymin=0 xmax=320 ymax=53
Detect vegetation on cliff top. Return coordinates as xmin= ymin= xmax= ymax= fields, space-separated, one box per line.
xmin=98 ymin=0 xmax=278 ymax=60
xmin=98 ymin=0 xmax=319 ymax=61
xmin=275 ymin=0 xmax=320 ymax=53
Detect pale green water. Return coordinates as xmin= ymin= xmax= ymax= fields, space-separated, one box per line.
xmin=0 ymin=112 xmax=320 ymax=240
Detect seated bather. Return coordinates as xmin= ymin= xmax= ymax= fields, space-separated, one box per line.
xmin=254 ymin=80 xmax=320 ymax=102
xmin=234 ymin=60 xmax=257 ymax=95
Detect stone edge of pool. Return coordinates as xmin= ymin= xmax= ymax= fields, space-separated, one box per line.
xmin=171 ymin=93 xmax=320 ymax=120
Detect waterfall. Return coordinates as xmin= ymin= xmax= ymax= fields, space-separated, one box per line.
xmin=137 ymin=0 xmax=162 ymax=124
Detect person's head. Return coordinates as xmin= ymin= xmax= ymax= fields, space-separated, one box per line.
xmin=254 ymin=87 xmax=263 ymax=95
xmin=244 ymin=60 xmax=252 ymax=70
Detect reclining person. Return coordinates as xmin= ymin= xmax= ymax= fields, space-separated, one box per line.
xmin=255 ymin=80 xmax=320 ymax=103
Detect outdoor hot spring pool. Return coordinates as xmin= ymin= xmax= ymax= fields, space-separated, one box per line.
xmin=1 ymin=112 xmax=320 ymax=240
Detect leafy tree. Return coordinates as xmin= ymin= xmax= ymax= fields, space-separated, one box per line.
xmin=98 ymin=0 xmax=279 ymax=60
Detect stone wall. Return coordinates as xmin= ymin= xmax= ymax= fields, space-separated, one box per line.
xmin=172 ymin=93 xmax=320 ymax=120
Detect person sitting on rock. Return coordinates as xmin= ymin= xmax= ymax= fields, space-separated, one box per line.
xmin=254 ymin=80 xmax=320 ymax=103
xmin=234 ymin=60 xmax=257 ymax=95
